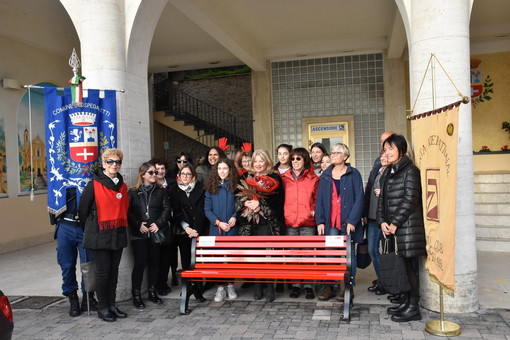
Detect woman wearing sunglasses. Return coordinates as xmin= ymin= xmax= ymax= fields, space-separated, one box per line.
xmin=127 ymin=162 xmax=170 ymax=310
xmin=280 ymin=147 xmax=319 ymax=299
xmin=79 ymin=148 xmax=129 ymax=322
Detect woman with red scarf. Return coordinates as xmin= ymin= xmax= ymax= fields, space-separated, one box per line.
xmin=79 ymin=148 xmax=129 ymax=322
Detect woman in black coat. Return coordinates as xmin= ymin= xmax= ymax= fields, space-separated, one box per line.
xmin=170 ymin=164 xmax=207 ymax=301
xmin=377 ymin=134 xmax=426 ymax=322
xmin=128 ymin=162 xmax=170 ymax=309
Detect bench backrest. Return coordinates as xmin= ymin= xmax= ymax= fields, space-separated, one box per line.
xmin=191 ymin=235 xmax=351 ymax=272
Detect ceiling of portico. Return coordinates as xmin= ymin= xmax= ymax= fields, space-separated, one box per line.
xmin=0 ymin=0 xmax=509 ymax=74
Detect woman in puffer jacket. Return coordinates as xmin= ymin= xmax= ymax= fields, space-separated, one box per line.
xmin=280 ymin=147 xmax=319 ymax=299
xmin=377 ymin=134 xmax=426 ymax=323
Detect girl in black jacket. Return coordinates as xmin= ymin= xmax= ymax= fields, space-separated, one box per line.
xmin=377 ymin=134 xmax=426 ymax=322
xmin=128 ymin=162 xmax=170 ymax=309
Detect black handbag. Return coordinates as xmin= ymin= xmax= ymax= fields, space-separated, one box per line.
xmin=149 ymin=225 xmax=171 ymax=246
xmin=378 ymin=235 xmax=410 ymax=295
xmin=356 ymin=238 xmax=372 ymax=269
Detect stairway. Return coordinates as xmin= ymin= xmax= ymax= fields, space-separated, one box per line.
xmin=153 ymin=79 xmax=252 ymax=148
xmin=475 ymin=173 xmax=510 ymax=252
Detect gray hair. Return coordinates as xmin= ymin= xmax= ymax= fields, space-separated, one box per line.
xmin=330 ymin=143 xmax=350 ymax=159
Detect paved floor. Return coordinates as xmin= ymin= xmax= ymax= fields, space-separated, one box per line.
xmin=1 ymin=241 xmax=510 ymax=339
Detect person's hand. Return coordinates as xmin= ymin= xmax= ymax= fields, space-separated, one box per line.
xmin=140 ymin=222 xmax=149 ymax=233
xmin=228 ymin=217 xmax=236 ymax=227
xmin=374 ymin=188 xmax=381 ymax=197
xmin=317 ymin=224 xmax=325 ymax=235
xmin=245 ymin=199 xmax=260 ymax=211
xmin=381 ymin=222 xmax=390 ymax=237
xmin=218 ymin=221 xmax=230 ymax=232
xmin=362 ymin=217 xmax=367 ymax=225
xmin=185 ymin=227 xmax=198 ymax=238
xmin=388 ymin=223 xmax=397 ymax=235
xmin=148 ymin=223 xmax=159 ymax=233
xmin=346 ymin=223 xmax=355 ymax=235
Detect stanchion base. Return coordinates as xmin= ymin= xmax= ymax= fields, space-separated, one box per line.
xmin=425 ymin=320 xmax=461 ymax=336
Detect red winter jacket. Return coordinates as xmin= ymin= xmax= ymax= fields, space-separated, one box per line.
xmin=281 ymin=168 xmax=319 ymax=227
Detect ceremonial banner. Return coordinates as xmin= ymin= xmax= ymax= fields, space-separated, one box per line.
xmin=45 ymin=87 xmax=117 ymax=215
xmin=411 ymin=106 xmax=459 ymax=292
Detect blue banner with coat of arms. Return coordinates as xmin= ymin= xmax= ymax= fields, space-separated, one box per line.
xmin=44 ymin=87 xmax=117 ymax=216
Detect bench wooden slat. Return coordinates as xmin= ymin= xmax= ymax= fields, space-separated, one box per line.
xmin=197 ymin=241 xmax=345 ymax=248
xmin=196 ymin=249 xmax=347 ymax=256
xmin=194 ymin=263 xmax=347 ymax=271
xmin=195 ymin=256 xmax=346 ymax=264
xmin=181 ymin=269 xmax=346 ymax=280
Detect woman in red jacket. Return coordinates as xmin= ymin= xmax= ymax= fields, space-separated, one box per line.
xmin=280 ymin=147 xmax=319 ymax=299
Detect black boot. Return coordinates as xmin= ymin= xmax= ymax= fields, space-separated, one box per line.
xmin=81 ymin=292 xmax=98 ymax=312
xmin=109 ymin=307 xmax=127 ymax=318
xmin=97 ymin=307 xmax=116 ymax=322
xmin=132 ymin=289 xmax=145 ymax=309
xmin=266 ymin=283 xmax=275 ymax=302
xmin=148 ymin=285 xmax=163 ymax=304
xmin=391 ymin=297 xmax=422 ymax=322
xmin=253 ymin=283 xmax=264 ymax=300
xmin=387 ymin=293 xmax=409 ymax=315
xmin=68 ymin=291 xmax=81 ymax=317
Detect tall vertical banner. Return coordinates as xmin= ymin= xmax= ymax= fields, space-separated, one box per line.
xmin=44 ymin=87 xmax=117 ymax=216
xmin=411 ymin=105 xmax=459 ymax=292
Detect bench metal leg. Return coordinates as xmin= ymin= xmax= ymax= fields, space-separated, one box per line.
xmin=342 ymin=282 xmax=352 ymax=322
xmin=180 ymin=279 xmax=191 ymax=315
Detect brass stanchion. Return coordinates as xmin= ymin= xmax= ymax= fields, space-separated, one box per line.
xmin=425 ymin=285 xmax=461 ymax=336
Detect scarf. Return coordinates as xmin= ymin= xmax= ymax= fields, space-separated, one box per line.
xmin=93 ymin=180 xmax=129 ymax=230
xmin=178 ymin=180 xmax=196 ymax=197
xmin=330 ymin=180 xmax=342 ymax=230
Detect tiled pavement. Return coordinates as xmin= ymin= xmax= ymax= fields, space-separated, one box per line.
xmin=3 ymin=242 xmax=510 ymax=339
xmin=11 ymin=292 xmax=510 ymax=339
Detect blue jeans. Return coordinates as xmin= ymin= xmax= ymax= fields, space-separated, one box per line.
xmin=325 ymin=226 xmax=356 ymax=285
xmin=367 ymin=219 xmax=382 ymax=277
xmin=55 ymin=221 xmax=93 ymax=295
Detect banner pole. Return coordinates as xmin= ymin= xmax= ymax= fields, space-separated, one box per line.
xmin=426 ymin=284 xmax=461 ymax=336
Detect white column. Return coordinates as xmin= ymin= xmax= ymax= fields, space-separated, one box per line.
xmin=60 ymin=0 xmax=168 ymax=300
xmin=396 ymin=0 xmax=477 ymax=312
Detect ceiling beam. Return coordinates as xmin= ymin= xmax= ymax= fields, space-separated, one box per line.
xmin=387 ymin=9 xmax=407 ymax=59
xmin=168 ymin=0 xmax=266 ymax=71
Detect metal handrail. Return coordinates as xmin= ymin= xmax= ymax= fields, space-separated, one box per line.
xmin=154 ymin=79 xmax=252 ymax=147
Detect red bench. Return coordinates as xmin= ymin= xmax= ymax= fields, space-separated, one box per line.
xmin=180 ymin=235 xmax=353 ymax=321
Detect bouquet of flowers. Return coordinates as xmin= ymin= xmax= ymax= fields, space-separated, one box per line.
xmin=236 ymin=175 xmax=279 ymax=223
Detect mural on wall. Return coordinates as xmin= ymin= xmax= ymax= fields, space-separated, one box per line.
xmin=470 ymin=58 xmax=494 ymax=107
xmin=470 ymin=52 xmax=510 ymax=153
xmin=17 ymin=82 xmax=56 ymax=193
xmin=0 ymin=112 xmax=6 ymax=196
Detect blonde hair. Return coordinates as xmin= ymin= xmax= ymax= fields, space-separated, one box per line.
xmin=330 ymin=143 xmax=350 ymax=160
xmin=250 ymin=149 xmax=274 ymax=175
xmin=101 ymin=148 xmax=123 ymax=162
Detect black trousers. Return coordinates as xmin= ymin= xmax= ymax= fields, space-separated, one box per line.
xmin=131 ymin=238 xmax=161 ymax=290
xmin=157 ymin=238 xmax=178 ymax=289
xmin=405 ymin=257 xmax=420 ymax=298
xmin=91 ymin=248 xmax=123 ymax=310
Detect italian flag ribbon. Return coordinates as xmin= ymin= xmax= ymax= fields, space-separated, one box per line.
xmin=68 ymin=74 xmax=86 ymax=103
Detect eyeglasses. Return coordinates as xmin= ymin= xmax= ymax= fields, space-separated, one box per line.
xmin=291 ymin=157 xmax=302 ymax=161
xmin=330 ymin=152 xmax=343 ymax=156
xmin=146 ymin=170 xmax=159 ymax=176
xmin=105 ymin=159 xmax=122 ymax=165
xmin=176 ymin=159 xmax=188 ymax=164
xmin=180 ymin=173 xmax=192 ymax=177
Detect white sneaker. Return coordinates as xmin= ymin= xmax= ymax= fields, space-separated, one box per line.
xmin=227 ymin=284 xmax=238 ymax=300
xmin=214 ymin=286 xmax=226 ymax=302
